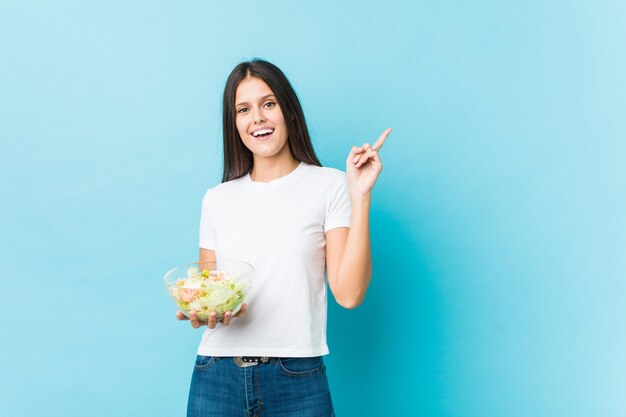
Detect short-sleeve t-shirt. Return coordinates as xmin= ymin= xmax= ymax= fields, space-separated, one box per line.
xmin=197 ymin=161 xmax=351 ymax=357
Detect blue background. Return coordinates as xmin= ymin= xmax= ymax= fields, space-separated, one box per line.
xmin=1 ymin=1 xmax=625 ymax=416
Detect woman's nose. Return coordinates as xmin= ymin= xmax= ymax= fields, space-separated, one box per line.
xmin=252 ymin=107 xmax=266 ymax=124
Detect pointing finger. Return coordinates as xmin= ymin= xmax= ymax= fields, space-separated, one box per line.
xmin=372 ymin=128 xmax=392 ymax=151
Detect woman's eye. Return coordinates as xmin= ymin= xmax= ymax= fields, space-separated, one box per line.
xmin=264 ymin=101 xmax=275 ymax=108
xmin=237 ymin=108 xmax=248 ymax=114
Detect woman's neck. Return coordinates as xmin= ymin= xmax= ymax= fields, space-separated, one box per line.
xmin=250 ymin=155 xmax=300 ymax=183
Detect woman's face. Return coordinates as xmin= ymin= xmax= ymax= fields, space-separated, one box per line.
xmin=234 ymin=76 xmax=290 ymax=161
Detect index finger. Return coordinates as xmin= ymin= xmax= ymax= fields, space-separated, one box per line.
xmin=372 ymin=128 xmax=392 ymax=151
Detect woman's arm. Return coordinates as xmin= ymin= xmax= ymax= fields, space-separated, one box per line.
xmin=199 ymin=247 xmax=217 ymax=263
xmin=326 ymin=128 xmax=391 ymax=309
xmin=326 ymin=194 xmax=372 ymax=309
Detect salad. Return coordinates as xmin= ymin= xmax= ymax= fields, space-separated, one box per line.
xmin=168 ymin=266 xmax=250 ymax=321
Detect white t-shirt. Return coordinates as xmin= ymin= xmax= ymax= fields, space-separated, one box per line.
xmin=197 ymin=161 xmax=351 ymax=357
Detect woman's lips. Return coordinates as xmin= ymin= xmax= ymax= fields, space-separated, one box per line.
xmin=252 ymin=131 xmax=273 ymax=141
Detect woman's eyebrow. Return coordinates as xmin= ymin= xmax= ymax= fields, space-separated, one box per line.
xmin=236 ymin=94 xmax=275 ymax=107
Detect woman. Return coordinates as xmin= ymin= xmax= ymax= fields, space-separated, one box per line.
xmin=177 ymin=58 xmax=391 ymax=417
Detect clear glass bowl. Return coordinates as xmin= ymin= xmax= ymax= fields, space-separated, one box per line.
xmin=164 ymin=259 xmax=254 ymax=321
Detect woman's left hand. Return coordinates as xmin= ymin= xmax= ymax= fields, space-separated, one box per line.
xmin=346 ymin=128 xmax=392 ymax=196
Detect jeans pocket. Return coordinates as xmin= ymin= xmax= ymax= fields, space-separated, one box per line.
xmin=278 ymin=357 xmax=325 ymax=377
xmin=194 ymin=355 xmax=215 ymax=370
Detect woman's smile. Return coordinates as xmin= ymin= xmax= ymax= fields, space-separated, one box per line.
xmin=250 ymin=126 xmax=275 ymax=141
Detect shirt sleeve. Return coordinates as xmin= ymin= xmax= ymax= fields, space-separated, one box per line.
xmin=324 ymin=171 xmax=352 ymax=232
xmin=199 ymin=189 xmax=216 ymax=250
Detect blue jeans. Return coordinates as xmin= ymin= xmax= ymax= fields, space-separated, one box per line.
xmin=187 ymin=356 xmax=336 ymax=417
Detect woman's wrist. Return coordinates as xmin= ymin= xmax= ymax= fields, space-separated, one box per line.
xmin=350 ymin=191 xmax=372 ymax=205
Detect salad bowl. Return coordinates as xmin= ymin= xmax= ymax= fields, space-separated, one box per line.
xmin=164 ymin=259 xmax=254 ymax=321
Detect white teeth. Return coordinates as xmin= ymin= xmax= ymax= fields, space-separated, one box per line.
xmin=252 ymin=128 xmax=274 ymax=137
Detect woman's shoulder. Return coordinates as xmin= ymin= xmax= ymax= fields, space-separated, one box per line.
xmin=202 ymin=175 xmax=247 ymax=199
xmin=303 ymin=163 xmax=346 ymax=181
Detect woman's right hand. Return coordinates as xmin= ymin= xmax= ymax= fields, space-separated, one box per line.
xmin=176 ymin=304 xmax=248 ymax=329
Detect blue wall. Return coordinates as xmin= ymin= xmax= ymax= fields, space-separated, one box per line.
xmin=1 ymin=1 xmax=624 ymax=416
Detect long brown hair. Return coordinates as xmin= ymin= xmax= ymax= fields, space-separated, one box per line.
xmin=221 ymin=59 xmax=321 ymax=182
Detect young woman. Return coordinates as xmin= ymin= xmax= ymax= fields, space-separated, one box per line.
xmin=177 ymin=58 xmax=391 ymax=417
